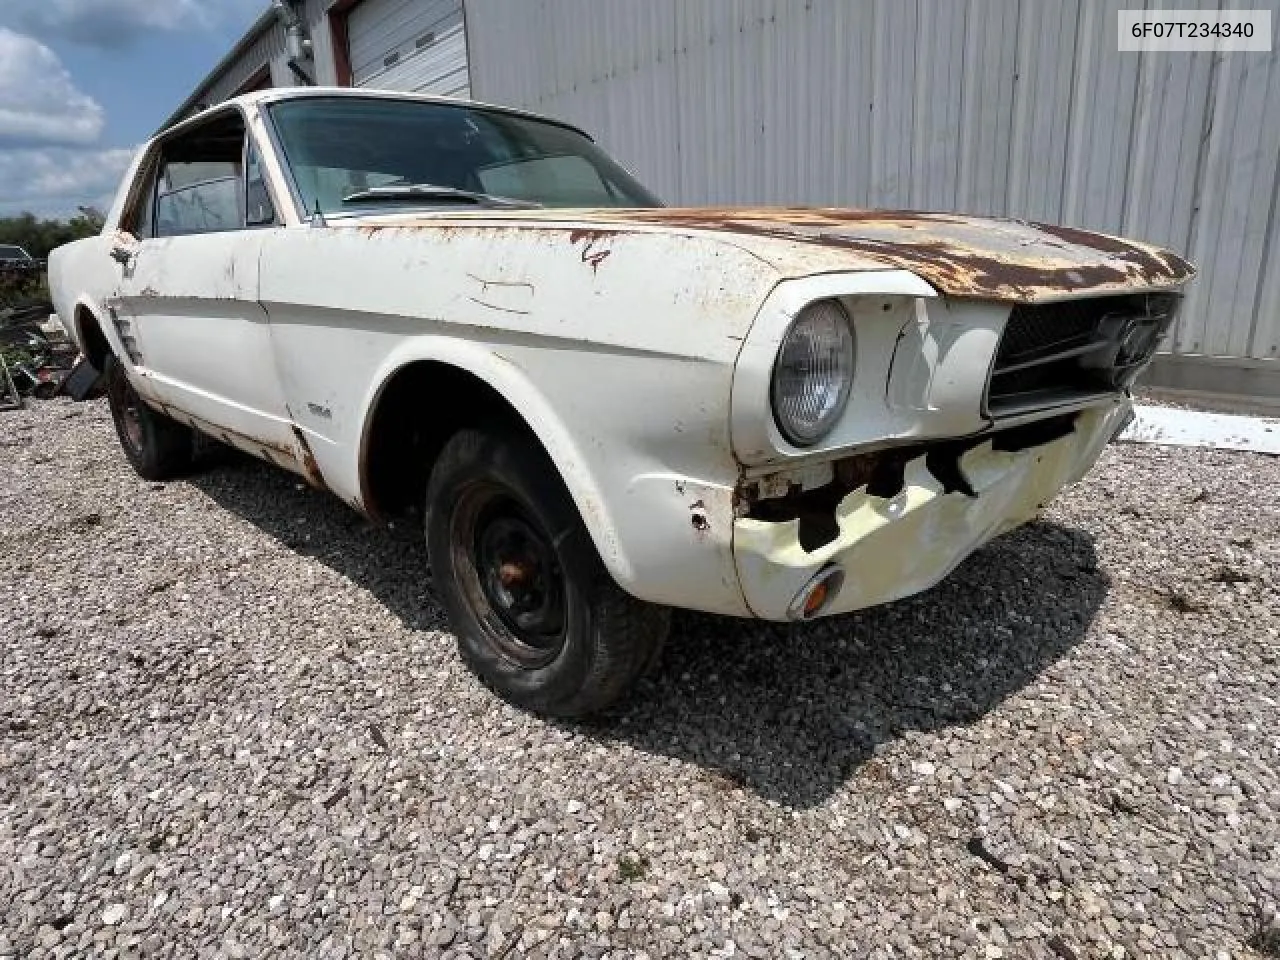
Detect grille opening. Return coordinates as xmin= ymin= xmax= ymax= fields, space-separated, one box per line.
xmin=987 ymin=293 xmax=1179 ymax=417
xmin=990 ymin=413 xmax=1079 ymax=452
xmin=744 ymin=413 xmax=1079 ymax=553
xmin=747 ymin=451 xmax=906 ymax=551
xmin=925 ymin=449 xmax=976 ymax=496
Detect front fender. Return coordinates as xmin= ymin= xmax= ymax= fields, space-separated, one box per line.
xmin=356 ymin=336 xmax=628 ymax=571
xmin=348 ymin=336 xmax=753 ymax=616
xmin=258 ymin=221 xmax=794 ymax=615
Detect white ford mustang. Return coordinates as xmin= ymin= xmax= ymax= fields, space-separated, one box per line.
xmin=48 ymin=88 xmax=1194 ymax=715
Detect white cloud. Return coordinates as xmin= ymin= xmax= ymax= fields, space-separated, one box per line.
xmin=10 ymin=0 xmax=205 ymax=48
xmin=0 ymin=28 xmax=131 ymax=216
xmin=0 ymin=145 xmax=136 ymax=218
xmin=2 ymin=0 xmax=267 ymax=50
xmin=0 ymin=29 xmax=105 ymax=147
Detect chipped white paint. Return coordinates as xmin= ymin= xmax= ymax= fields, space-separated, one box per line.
xmin=1118 ymin=405 xmax=1280 ymax=456
xmin=48 ymin=89 xmax=1192 ymax=621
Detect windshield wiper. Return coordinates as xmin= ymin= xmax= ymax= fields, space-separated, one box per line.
xmin=340 ymin=184 xmax=540 ymax=208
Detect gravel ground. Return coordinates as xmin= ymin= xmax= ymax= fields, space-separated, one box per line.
xmin=2 ymin=397 xmax=1278 ymax=960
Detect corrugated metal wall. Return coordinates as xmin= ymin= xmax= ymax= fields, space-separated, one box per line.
xmin=465 ymin=0 xmax=1280 ymax=367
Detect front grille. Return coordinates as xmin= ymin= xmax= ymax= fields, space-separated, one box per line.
xmin=986 ymin=293 xmax=1179 ymax=417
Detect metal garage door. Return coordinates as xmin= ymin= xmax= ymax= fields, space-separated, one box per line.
xmin=348 ymin=0 xmax=469 ymax=98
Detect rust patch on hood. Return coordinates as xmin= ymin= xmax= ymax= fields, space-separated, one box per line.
xmin=569 ymin=230 xmax=615 ymax=273
xmin=334 ymin=207 xmax=1195 ymax=303
xmin=592 ymin=208 xmax=1195 ymax=302
xmin=567 ymin=228 xmax=619 ymax=244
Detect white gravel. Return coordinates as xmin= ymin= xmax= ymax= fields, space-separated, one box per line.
xmin=2 ymin=397 xmax=1278 ymax=959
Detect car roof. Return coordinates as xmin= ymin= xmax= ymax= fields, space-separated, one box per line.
xmin=163 ymin=87 xmax=592 ymax=143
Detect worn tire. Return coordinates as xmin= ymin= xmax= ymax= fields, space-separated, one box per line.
xmin=105 ymin=354 xmax=193 ymax=481
xmin=425 ymin=428 xmax=669 ymax=717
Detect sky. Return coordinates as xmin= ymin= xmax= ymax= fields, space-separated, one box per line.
xmin=0 ymin=0 xmax=268 ymax=218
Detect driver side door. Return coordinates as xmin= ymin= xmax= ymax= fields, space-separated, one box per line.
xmin=112 ymin=109 xmax=299 ymax=466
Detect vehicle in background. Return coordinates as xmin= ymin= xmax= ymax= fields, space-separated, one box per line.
xmin=0 ymin=244 xmax=34 ymax=262
xmin=0 ymin=245 xmax=43 ymax=277
xmin=47 ymin=88 xmax=1194 ymax=716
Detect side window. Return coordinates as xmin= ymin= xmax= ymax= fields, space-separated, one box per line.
xmin=244 ymin=139 xmax=276 ymax=226
xmin=149 ymin=110 xmax=250 ymax=238
xmin=156 ymin=162 xmax=242 ymax=236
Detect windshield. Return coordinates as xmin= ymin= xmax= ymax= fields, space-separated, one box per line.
xmin=0 ymin=245 xmax=31 ymax=260
xmin=267 ymin=96 xmax=662 ymax=215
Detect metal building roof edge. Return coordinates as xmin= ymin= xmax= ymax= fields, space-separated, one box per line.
xmin=161 ymin=4 xmax=279 ymax=131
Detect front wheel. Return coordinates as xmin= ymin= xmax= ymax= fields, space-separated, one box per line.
xmin=425 ymin=428 xmax=669 ymax=717
xmin=105 ymin=354 xmax=193 ymax=481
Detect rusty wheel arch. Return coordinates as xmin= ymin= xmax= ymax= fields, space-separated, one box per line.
xmin=358 ymin=359 xmax=543 ymax=523
xmin=75 ymin=304 xmax=112 ymax=370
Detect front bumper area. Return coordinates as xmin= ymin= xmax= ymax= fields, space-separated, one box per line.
xmin=732 ymin=403 xmax=1127 ymax=620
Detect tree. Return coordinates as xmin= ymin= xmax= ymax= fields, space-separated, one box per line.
xmin=0 ymin=208 xmax=104 ymax=310
xmin=0 ymin=206 xmax=105 ymax=261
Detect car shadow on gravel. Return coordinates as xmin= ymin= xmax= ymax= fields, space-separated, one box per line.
xmin=187 ymin=456 xmax=446 ymax=632
xmin=190 ymin=457 xmax=1108 ymax=810
xmin=599 ymin=521 xmax=1109 ymax=808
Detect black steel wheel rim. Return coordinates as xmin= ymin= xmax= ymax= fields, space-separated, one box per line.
xmin=451 ymin=482 xmax=567 ymax=669
xmin=111 ymin=372 xmax=145 ymax=452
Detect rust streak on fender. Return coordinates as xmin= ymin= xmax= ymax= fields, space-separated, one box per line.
xmin=291 ymin=425 xmax=327 ymax=490
xmin=581 ymin=245 xmax=611 ymax=273
xmin=567 ymin=229 xmax=617 ymax=273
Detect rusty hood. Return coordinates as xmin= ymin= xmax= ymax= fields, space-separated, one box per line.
xmin=576 ymin=207 xmax=1195 ymax=303
xmin=338 ymin=206 xmax=1195 ymax=304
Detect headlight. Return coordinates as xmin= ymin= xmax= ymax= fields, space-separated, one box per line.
xmin=770 ymin=299 xmax=855 ymax=446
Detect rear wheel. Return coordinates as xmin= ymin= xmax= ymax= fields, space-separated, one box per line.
xmin=425 ymin=428 xmax=669 ymax=717
xmin=105 ymin=354 xmax=193 ymax=481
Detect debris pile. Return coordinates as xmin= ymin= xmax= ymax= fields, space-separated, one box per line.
xmin=0 ymin=301 xmax=78 ymax=408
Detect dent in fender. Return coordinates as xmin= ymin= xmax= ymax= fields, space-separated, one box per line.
xmin=732 ymin=405 xmax=1125 ymax=620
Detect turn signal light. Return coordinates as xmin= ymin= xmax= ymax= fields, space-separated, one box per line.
xmin=787 ymin=566 xmax=845 ymax=621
